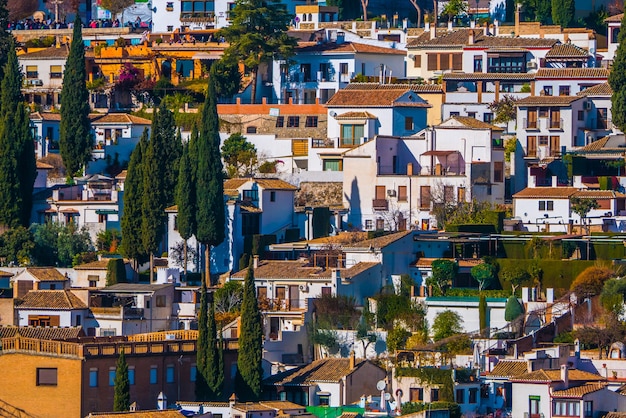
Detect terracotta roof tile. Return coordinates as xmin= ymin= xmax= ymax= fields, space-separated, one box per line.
xmin=87 ymin=411 xmax=185 ymax=418
xmin=258 ymin=401 xmax=306 ymax=410
xmin=344 ymin=83 xmax=443 ymax=93
xmin=605 ymin=13 xmax=624 ymax=22
xmin=515 ymin=96 xmax=582 ymax=106
xmin=605 ymin=413 xmax=626 ymax=418
xmin=408 ymin=29 xmax=557 ymax=48
xmin=512 ymin=369 xmax=605 ymax=382
xmin=577 ymin=82 xmax=613 ymax=97
xmin=513 ymin=187 xmax=579 ymax=198
xmin=24 ymin=267 xmax=68 ymax=282
xmin=19 ymin=46 xmax=70 ymax=59
xmin=488 ymin=360 xmax=528 ymax=377
xmin=265 ymin=358 xmax=367 ymax=385
xmin=74 ymin=259 xmax=114 ymax=270
xmin=443 ymin=116 xmax=504 ymax=131
xmin=0 ymin=326 xmax=84 ymax=340
xmin=36 ymin=161 xmax=54 ymax=169
xmin=327 ymin=89 xmax=430 ymax=107
xmin=231 ymin=260 xmax=379 ymax=280
xmin=335 ymin=111 xmax=378 ymax=119
xmin=0 ymin=270 xmax=12 ymax=277
xmin=29 ymin=112 xmax=61 ymax=121
xmin=223 ymin=178 xmax=297 ymax=191
xmin=17 ymin=290 xmax=87 ymax=309
xmin=442 ymin=72 xmax=535 ymax=81
xmin=297 ymin=41 xmax=405 ymax=55
xmin=546 ymin=43 xmax=590 ymax=58
xmin=551 ymin=383 xmax=608 ymax=398
xmin=233 ymin=403 xmax=274 ymax=412
xmin=90 ymin=113 xmax=152 ymax=125
xmin=535 ymin=68 xmax=609 ymax=79
xmin=344 ymin=230 xmax=412 ymax=249
xmin=572 ymin=190 xmax=626 ymax=199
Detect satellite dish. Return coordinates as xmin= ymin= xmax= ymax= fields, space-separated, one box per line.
xmin=329 ymin=111 xmax=337 ymax=117
xmin=376 ymin=380 xmax=386 ymax=391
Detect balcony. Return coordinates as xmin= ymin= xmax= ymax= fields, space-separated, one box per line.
xmin=523 ymin=118 xmax=539 ymax=130
xmin=372 ymin=199 xmax=389 ymax=210
xmin=90 ymin=306 xmax=144 ymax=319
xmin=548 ymin=118 xmax=564 ymax=130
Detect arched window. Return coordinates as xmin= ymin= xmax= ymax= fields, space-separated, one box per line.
xmin=308 ymin=13 xmax=313 ymax=21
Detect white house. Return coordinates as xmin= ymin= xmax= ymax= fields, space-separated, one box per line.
xmin=18 ymin=46 xmax=68 ymax=110
xmin=534 ymin=68 xmax=609 ymax=97
xmin=12 ymin=268 xmax=70 ymax=298
xmin=15 ymin=289 xmax=89 ymax=327
xmin=605 ymin=13 xmax=623 ymax=64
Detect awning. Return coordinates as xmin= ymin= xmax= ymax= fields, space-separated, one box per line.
xmin=95 ymin=209 xmax=118 ymax=215
xmin=60 ymin=208 xmax=79 ymax=213
xmin=421 ymin=150 xmax=458 ymax=156
xmin=192 ymin=52 xmax=222 ymax=60
xmin=316 ymin=391 xmax=331 ymax=396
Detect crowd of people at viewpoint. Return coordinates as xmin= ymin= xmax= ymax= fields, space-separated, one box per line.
xmin=8 ymin=16 xmax=151 ymax=31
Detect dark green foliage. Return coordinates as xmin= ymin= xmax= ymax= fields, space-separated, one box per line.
xmin=239 ymin=253 xmax=250 ymax=270
xmin=205 ymin=298 xmax=222 ymax=397
xmin=497 ymin=259 xmax=594 ymax=293
xmin=471 ymin=263 xmax=496 ymax=291
xmin=313 ymin=294 xmax=360 ymax=329
xmin=211 ymin=58 xmax=242 ymax=100
xmin=375 ymin=293 xmax=426 ymax=331
xmin=176 ymin=140 xmax=196 ymax=241
xmin=0 ymin=226 xmax=34 ymax=266
xmin=0 ymin=0 xmax=10 ymax=81
xmin=570 ymin=197 xmax=600 ymax=234
xmin=311 ymin=327 xmax=339 ymax=354
xmin=121 ymin=130 xmax=147 ymax=262
xmin=432 ymin=310 xmax=463 ymax=341
xmin=387 ymin=326 xmax=411 ymax=352
xmin=396 ymin=367 xmax=455 ymax=403
xmin=0 ymin=37 xmax=22 ymax=115
xmin=106 ymin=258 xmax=127 ymax=286
xmin=196 ymin=281 xmax=211 ymax=400
xmin=601 ymin=278 xmax=626 ymax=316
xmin=196 ymin=75 xmax=225 ymax=282
xmin=60 ymin=16 xmax=92 ymax=178
xmin=610 ymin=13 xmax=626 ymax=133
xmin=326 ymin=0 xmax=361 ymax=20
xmin=220 ymin=0 xmax=297 ymax=103
xmin=401 ymin=402 xmax=461 ymax=418
xmin=96 ymin=229 xmax=122 ymax=252
xmin=221 ymin=133 xmax=257 ymax=177
xmin=504 ymin=296 xmax=524 ymax=321
xmin=488 ymin=95 xmax=518 ymax=124
xmin=551 ymin=0 xmax=575 ymax=27
xmin=478 ymin=294 xmax=488 ymax=337
xmin=520 ymin=0 xmax=552 ymax=23
xmin=242 ymin=234 xmax=277 ymax=258
xmin=427 ymin=259 xmax=458 ymax=296
xmin=113 ymin=350 xmax=130 ymax=411
xmin=236 ymin=262 xmax=263 ymax=400
xmin=30 ymin=222 xmax=93 ymax=267
xmin=214 ymin=280 xmax=244 ymax=314
xmin=499 ymin=264 xmax=529 ymax=294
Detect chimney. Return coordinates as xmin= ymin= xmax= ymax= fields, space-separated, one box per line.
xmin=425 ymin=21 xmax=430 ymax=32
xmin=552 ymin=175 xmax=558 ymax=187
xmin=469 ymin=30 xmax=474 ymax=45
xmin=253 ymin=255 xmax=259 ymax=269
xmin=130 ymin=402 xmax=137 ymax=412
xmin=407 ymin=163 xmax=413 ymax=176
xmin=430 ymin=24 xmax=436 ymax=40
xmin=349 ymin=350 xmax=356 ymax=369
xmin=448 ymin=20 xmax=453 ymax=31
xmin=494 ymin=19 xmax=500 ymax=36
xmin=575 ymin=338 xmax=581 ymax=359
xmin=332 ymin=268 xmax=342 ymax=283
xmin=470 ymin=20 xmax=475 ymax=29
xmin=483 ymin=22 xmax=488 ymax=36
xmin=229 ymin=393 xmax=238 ymax=407
xmin=157 ymin=392 xmax=167 ymax=410
xmin=561 ymin=365 xmax=569 ymax=387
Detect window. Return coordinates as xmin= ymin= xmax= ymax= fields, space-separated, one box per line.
xmin=584 ymin=401 xmax=592 ymax=418
xmin=37 ymin=368 xmax=58 ymax=386
xmin=484 ymin=113 xmax=494 ymax=123
xmin=191 ymin=365 xmax=197 ymax=382
xmin=539 ymin=136 xmax=549 ymax=146
xmin=340 ymin=124 xmax=364 ymax=147
xmin=287 ymin=116 xmax=300 ymax=128
xmin=270 ymin=191 xmax=276 ymax=202
xmin=305 ymin=116 xmax=318 ymax=127
xmin=150 ymin=367 xmax=158 ymax=384
xmin=578 ymin=110 xmax=584 ymax=121
xmin=527 ymin=108 xmax=538 ymax=129
xmin=420 ymin=186 xmax=431 ymax=209
xmin=89 ymin=280 xmax=98 ymax=288
xmin=474 ymin=55 xmax=483 ymax=72
xmin=89 ymin=369 xmax=98 ymax=387
xmin=50 ymin=65 xmax=63 ymax=79
xmin=323 ymin=159 xmax=343 ymax=171
xmin=405 ymin=116 xmax=414 ymax=130
xmin=246 ymin=126 xmax=257 ymax=134
xmin=543 ymin=86 xmax=553 ymax=96
xmin=365 ymin=219 xmax=373 ymax=230
xmin=128 ymin=368 xmax=135 ymax=385
xmin=547 ymin=201 xmax=554 ymax=210
xmin=376 ymin=219 xmax=385 ymax=230
xmin=597 ymin=108 xmax=608 ymax=129
xmin=275 ymin=116 xmax=284 ymax=128
xmin=321 ymin=287 xmax=332 ymax=295
xmin=494 ymin=161 xmax=504 ymax=183
xmin=276 ymin=287 xmax=286 ymax=300
xmin=444 ymin=186 xmax=454 ymax=202
xmin=539 ymin=107 xmax=549 ymax=118
xmin=553 ymin=400 xmax=580 ymax=416
xmin=109 ymin=369 xmax=116 ymax=386
xmin=467 ymin=112 xmax=476 ymax=119
xmin=469 ymin=388 xmax=478 ymax=404
xmin=257 ymin=287 xmax=267 ymax=299
xmin=98 ymin=213 xmax=107 ymax=223
xmin=457 ymin=187 xmax=466 ymax=203
xmin=398 ymin=186 xmax=407 ymax=202
xmin=166 ymin=365 xmax=175 ymax=383
xmin=26 ymin=65 xmax=38 ymax=79
xmin=431 ymin=388 xmax=440 ymax=401
xmin=410 ymin=388 xmax=424 ymax=402
xmin=539 ymin=201 xmax=546 ymax=211
xmin=340 ymin=62 xmax=348 ymax=75
xmin=167 ymin=25 xmax=174 ymax=31
xmin=75 ymin=315 xmax=81 ymax=326
xmin=559 ymin=85 xmax=570 ymax=96
xmin=166 ymin=2 xmax=174 ymax=11
xmin=487 ymin=54 xmax=526 ymax=73
xmin=156 ymin=295 xmax=166 ymax=307
xmin=456 ymin=388 xmax=465 ymax=404
xmin=319 ymin=394 xmax=330 ymax=406
xmin=530 ymin=396 xmax=540 ymax=416
xmin=413 ymin=55 xmax=421 ymax=68
xmin=450 ymin=111 xmax=460 ymax=117
xmin=243 ymin=190 xmax=258 ymax=202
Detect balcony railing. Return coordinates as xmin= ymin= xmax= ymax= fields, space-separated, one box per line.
xmin=548 ymin=118 xmax=564 ymax=130
xmin=523 ymin=118 xmax=538 ymax=130
xmin=373 ymin=199 xmax=389 ymax=210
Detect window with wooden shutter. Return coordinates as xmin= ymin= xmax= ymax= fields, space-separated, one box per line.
xmin=292 ymin=139 xmax=308 ymax=156
xmin=37 ymin=368 xmax=58 ymax=386
xmin=440 ymin=54 xmax=450 ymax=70
xmin=50 ymin=65 xmax=63 ymax=78
xmin=420 ymin=186 xmax=431 ymax=209
xmin=413 ymin=55 xmax=421 ymax=68
xmin=427 ymin=54 xmax=437 ymax=70
xmin=452 ymin=54 xmax=463 ymax=70
xmin=398 ymin=186 xmax=407 ymax=201
xmin=26 ymin=65 xmax=38 ymax=78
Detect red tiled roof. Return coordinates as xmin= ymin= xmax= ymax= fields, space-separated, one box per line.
xmin=17 ymin=290 xmax=87 ymax=309
xmin=545 ymin=44 xmax=590 ymax=58
xmin=297 ymin=41 xmax=405 ymax=55
xmin=511 ymin=369 xmax=605 ymax=383
xmin=605 ymin=13 xmax=624 ymax=22
xmin=577 ymin=82 xmax=613 ymax=97
xmin=513 ymin=187 xmax=579 ymax=198
xmin=488 ymin=360 xmax=528 ymax=378
xmin=535 ymin=68 xmax=609 ymax=79
xmin=551 ymin=383 xmax=608 ymax=398
xmin=515 ymin=95 xmax=582 ymax=106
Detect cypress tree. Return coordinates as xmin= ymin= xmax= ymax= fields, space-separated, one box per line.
xmin=196 ymin=280 xmax=211 ymax=400
xmin=121 ymin=129 xmax=148 ymax=271
xmin=106 ymin=258 xmax=127 ymax=286
xmin=610 ymin=13 xmax=626 ymax=133
xmin=236 ymin=262 xmax=263 ymax=400
xmin=60 ymin=15 xmax=92 ymax=179
xmin=176 ymin=135 xmax=196 ymax=278
xmin=0 ymin=0 xmax=10 ymax=81
xmin=478 ymin=294 xmax=488 ymax=337
xmin=113 ymin=350 xmax=130 ymax=411
xmin=196 ymin=76 xmax=225 ymax=285
xmin=0 ymin=37 xmax=29 ymax=228
xmin=207 ymin=297 xmax=222 ymax=397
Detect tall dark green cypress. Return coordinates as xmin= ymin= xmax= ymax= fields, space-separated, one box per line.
xmin=176 ymin=134 xmax=196 ymax=277
xmin=0 ymin=0 xmax=10 ymax=81
xmin=0 ymin=37 xmax=30 ymax=228
xmin=121 ymin=129 xmax=148 ymax=270
xmin=196 ymin=76 xmax=225 ymax=285
xmin=113 ymin=350 xmax=131 ymax=411
xmin=610 ymin=13 xmax=626 ymax=133
xmin=206 ymin=297 xmax=222 ymax=396
xmin=236 ymin=262 xmax=263 ymax=400
xmin=60 ymin=16 xmax=92 ymax=179
xmin=196 ymin=280 xmax=211 ymax=400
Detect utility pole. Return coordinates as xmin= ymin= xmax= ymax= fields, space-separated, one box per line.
xmin=49 ymin=0 xmax=63 ymax=24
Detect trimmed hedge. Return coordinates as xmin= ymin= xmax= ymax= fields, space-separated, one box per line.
xmin=496 ymin=259 xmax=595 ymax=294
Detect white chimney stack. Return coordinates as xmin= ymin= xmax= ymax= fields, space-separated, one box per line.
xmin=157 ymin=392 xmax=167 ymax=410
xmin=253 ymin=255 xmax=259 ymax=269
xmin=561 ymin=365 xmax=569 ymax=387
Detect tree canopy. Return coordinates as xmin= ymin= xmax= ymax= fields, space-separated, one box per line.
xmin=220 ymin=0 xmax=297 ymax=103
xmin=610 ymin=13 xmax=626 ymax=133
xmin=427 ymin=259 xmax=458 ymax=296
xmin=471 ymin=263 xmax=496 ymax=291
xmin=113 ymin=350 xmax=130 ymax=411
xmin=570 ymin=266 xmax=614 ymax=300
xmin=551 ymin=0 xmax=575 ymax=27
xmin=570 ymin=197 xmax=600 ymax=234
xmin=432 ymin=310 xmax=464 ymax=341
xmin=210 ymin=58 xmax=242 ymax=101
xmin=222 ymin=133 xmax=258 ymax=177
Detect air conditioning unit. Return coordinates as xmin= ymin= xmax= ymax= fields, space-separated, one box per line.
xmin=387 ymin=190 xmax=396 ymax=197
xmin=361 ymin=136 xmax=368 ymax=143
xmin=299 ymin=284 xmax=309 ymax=293
xmin=584 ymin=101 xmax=592 ymax=110
xmin=527 ymin=61 xmax=537 ymax=69
xmin=28 ymin=79 xmax=43 ymax=86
